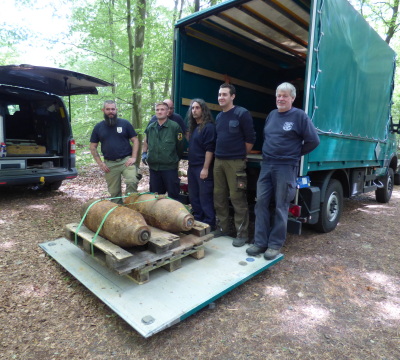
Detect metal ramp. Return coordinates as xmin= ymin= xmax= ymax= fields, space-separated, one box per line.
xmin=39 ymin=237 xmax=283 ymax=338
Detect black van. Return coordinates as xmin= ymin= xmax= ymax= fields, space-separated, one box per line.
xmin=0 ymin=65 xmax=112 ymax=190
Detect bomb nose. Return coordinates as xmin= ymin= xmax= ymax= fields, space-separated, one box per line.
xmin=140 ymin=230 xmax=151 ymax=242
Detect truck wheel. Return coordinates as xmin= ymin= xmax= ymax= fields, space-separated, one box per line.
xmin=375 ymin=168 xmax=394 ymax=203
xmin=394 ymin=171 xmax=400 ymax=186
xmin=314 ymin=179 xmax=343 ymax=233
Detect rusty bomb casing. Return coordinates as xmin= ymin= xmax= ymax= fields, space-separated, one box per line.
xmin=80 ymin=199 xmax=151 ymax=247
xmin=124 ymin=193 xmax=194 ymax=233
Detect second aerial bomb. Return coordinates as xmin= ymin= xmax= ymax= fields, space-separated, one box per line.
xmin=124 ymin=193 xmax=194 ymax=233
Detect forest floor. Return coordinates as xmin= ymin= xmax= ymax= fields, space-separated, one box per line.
xmin=0 ymin=164 xmax=399 ymax=360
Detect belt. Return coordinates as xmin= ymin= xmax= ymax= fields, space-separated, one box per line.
xmin=105 ymin=156 xmax=128 ymax=162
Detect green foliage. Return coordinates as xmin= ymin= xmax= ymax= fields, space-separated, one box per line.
xmin=8 ymin=0 xmax=397 ymax=147
xmin=350 ymin=0 xmax=400 ymax=44
xmin=349 ymin=1 xmax=400 ymax=127
xmin=64 ymin=0 xmax=183 ymax=149
xmin=65 ymin=0 xmax=174 ymax=128
xmin=2 ymin=0 xmax=227 ymax=150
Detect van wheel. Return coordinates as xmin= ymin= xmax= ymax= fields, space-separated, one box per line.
xmin=43 ymin=180 xmax=63 ymax=191
xmin=314 ymin=179 xmax=343 ymax=233
xmin=375 ymin=168 xmax=394 ymax=203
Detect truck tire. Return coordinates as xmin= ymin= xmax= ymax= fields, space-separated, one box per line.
xmin=314 ymin=179 xmax=343 ymax=233
xmin=375 ymin=168 xmax=394 ymax=203
xmin=394 ymin=171 xmax=400 ymax=186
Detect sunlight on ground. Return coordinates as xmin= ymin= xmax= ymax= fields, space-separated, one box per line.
xmin=353 ymin=204 xmax=394 ymax=216
xmin=300 ymin=305 xmax=330 ymax=321
xmin=138 ymin=183 xmax=149 ymax=192
xmin=363 ymin=204 xmax=392 ymax=209
xmin=364 ymin=271 xmax=400 ymax=320
xmin=26 ymin=204 xmax=52 ymax=211
xmin=264 ymin=285 xmax=287 ymax=297
xmin=365 ymin=271 xmax=399 ymax=295
xmin=281 ymin=304 xmax=331 ymax=334
xmin=378 ymin=301 xmax=400 ymax=320
xmin=0 ymin=241 xmax=16 ymax=250
xmin=390 ymin=190 xmax=400 ymax=199
xmin=20 ymin=284 xmax=48 ymax=298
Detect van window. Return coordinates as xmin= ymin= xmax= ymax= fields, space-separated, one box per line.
xmin=7 ymin=104 xmax=20 ymax=115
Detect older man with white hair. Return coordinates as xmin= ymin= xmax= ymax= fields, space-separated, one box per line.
xmin=246 ymin=82 xmax=320 ymax=260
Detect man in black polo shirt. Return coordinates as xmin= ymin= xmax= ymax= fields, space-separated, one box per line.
xmin=90 ymin=100 xmax=139 ymax=204
xmin=213 ymin=83 xmax=255 ymax=247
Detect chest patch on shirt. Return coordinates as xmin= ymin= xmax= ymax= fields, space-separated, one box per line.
xmin=283 ymin=122 xmax=294 ymax=131
xmin=117 ymin=127 xmax=122 ymax=133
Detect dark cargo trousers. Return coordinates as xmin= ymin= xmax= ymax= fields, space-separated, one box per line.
xmin=254 ymin=163 xmax=297 ymax=250
xmin=213 ymin=158 xmax=249 ymax=239
xmin=149 ymin=168 xmax=180 ymax=201
xmin=188 ymin=164 xmax=215 ymax=227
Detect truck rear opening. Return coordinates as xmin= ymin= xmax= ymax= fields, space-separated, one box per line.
xmin=173 ymin=0 xmax=398 ymax=234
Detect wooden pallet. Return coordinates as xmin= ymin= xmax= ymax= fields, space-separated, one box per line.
xmin=64 ymin=221 xmax=213 ymax=284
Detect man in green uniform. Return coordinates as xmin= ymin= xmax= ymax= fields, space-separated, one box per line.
xmin=142 ymin=102 xmax=184 ymax=201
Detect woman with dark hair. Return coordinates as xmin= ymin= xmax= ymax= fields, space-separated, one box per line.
xmin=186 ymin=98 xmax=216 ymax=228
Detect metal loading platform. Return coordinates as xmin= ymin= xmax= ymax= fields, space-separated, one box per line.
xmin=40 ymin=237 xmax=283 ymax=338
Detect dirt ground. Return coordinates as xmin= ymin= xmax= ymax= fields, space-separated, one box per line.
xmin=0 ymin=165 xmax=399 ymax=360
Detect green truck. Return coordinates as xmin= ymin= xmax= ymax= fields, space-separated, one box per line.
xmin=173 ymin=0 xmax=400 ymax=234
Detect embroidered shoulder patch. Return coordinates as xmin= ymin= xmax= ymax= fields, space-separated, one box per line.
xmin=283 ymin=122 xmax=293 ymax=131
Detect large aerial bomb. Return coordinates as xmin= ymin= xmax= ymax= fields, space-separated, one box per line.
xmin=80 ymin=199 xmax=151 ymax=247
xmin=124 ymin=193 xmax=195 ymax=233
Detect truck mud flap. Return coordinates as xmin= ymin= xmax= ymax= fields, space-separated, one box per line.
xmin=287 ymin=218 xmax=302 ymax=235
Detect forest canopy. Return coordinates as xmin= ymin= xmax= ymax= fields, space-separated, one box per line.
xmin=1 ymin=0 xmax=400 ymax=151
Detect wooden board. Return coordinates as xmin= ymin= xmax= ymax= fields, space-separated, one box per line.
xmin=181 ymin=97 xmax=266 ymax=119
xmin=65 ymin=223 xmax=133 ymax=261
xmin=183 ymin=63 xmax=275 ymax=96
xmin=39 ymin=237 xmax=283 ymax=338
xmin=146 ymin=226 xmax=181 ymax=254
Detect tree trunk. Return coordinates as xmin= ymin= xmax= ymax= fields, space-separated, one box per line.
xmin=108 ymin=0 xmax=116 ymax=95
xmin=385 ymin=0 xmax=399 ymax=44
xmin=355 ymin=0 xmax=399 ymax=45
xmin=127 ymin=0 xmax=146 ymax=161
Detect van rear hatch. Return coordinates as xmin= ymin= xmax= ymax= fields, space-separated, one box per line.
xmin=0 ymin=64 xmax=113 ymax=95
xmin=0 ymin=65 xmax=112 ymax=189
